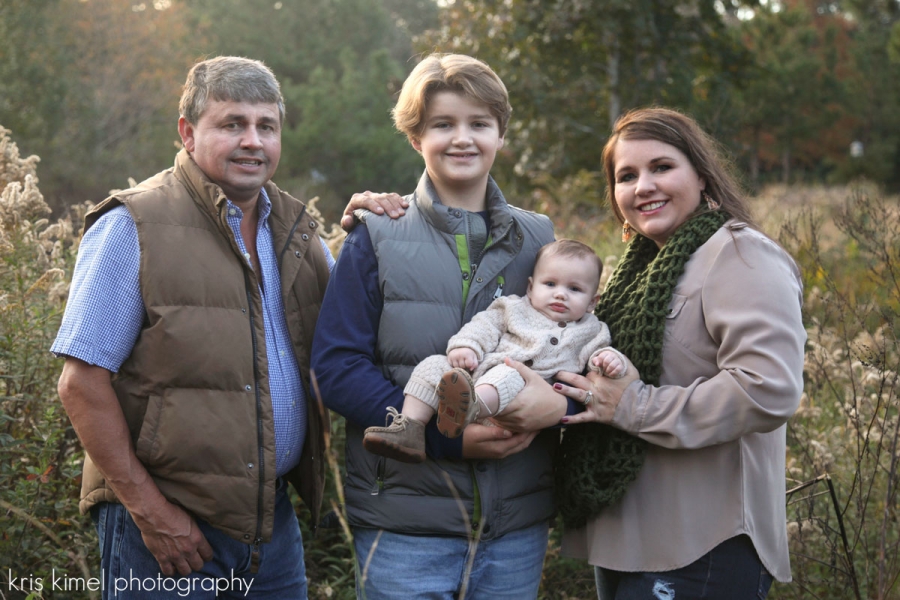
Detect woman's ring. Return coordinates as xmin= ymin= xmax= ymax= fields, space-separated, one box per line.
xmin=584 ymin=390 xmax=593 ymax=406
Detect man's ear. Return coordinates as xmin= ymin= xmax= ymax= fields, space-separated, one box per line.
xmin=178 ymin=117 xmax=195 ymax=153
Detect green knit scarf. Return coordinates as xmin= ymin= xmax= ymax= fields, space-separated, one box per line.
xmin=555 ymin=209 xmax=729 ymax=528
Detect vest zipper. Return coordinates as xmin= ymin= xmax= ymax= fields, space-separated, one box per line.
xmin=243 ymin=270 xmax=266 ymax=567
xmin=371 ymin=457 xmax=385 ymax=495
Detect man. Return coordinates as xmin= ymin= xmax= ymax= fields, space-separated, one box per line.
xmin=54 ymin=56 xmax=358 ymax=599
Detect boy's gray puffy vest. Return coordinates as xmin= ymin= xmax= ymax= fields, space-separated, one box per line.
xmin=343 ymin=173 xmax=558 ymax=539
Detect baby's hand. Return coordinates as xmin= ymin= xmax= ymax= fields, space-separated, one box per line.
xmin=449 ymin=348 xmax=479 ymax=371
xmin=592 ymin=350 xmax=626 ymax=379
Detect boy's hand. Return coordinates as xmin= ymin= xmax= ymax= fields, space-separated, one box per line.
xmin=448 ymin=348 xmax=479 ymax=371
xmin=461 ymin=423 xmax=536 ymax=459
xmin=341 ymin=191 xmax=408 ymax=231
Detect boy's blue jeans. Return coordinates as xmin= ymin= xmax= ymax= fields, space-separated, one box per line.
xmin=90 ymin=479 xmax=307 ymax=599
xmin=352 ymin=520 xmax=549 ymax=599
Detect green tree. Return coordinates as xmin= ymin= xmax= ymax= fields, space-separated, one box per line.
xmin=419 ymin=0 xmax=754 ymax=208
xmin=730 ymin=2 xmax=851 ymax=185
xmin=0 ymin=0 xmax=194 ymax=209
xmin=837 ymin=0 xmax=900 ymax=189
xmin=180 ymin=0 xmax=438 ymax=218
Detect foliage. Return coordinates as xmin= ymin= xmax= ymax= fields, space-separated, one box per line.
xmin=417 ymin=0 xmax=754 ymax=199
xmin=2 ymin=126 xmax=900 ymax=598
xmin=729 ymin=2 xmax=851 ymax=186
xmin=0 ymin=0 xmax=193 ymax=211
xmin=0 ymin=125 xmax=96 ymax=597
xmin=772 ymin=187 xmax=900 ymax=600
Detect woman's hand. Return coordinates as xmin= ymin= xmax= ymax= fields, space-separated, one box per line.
xmin=489 ymin=358 xmax=568 ymax=432
xmin=340 ymin=191 xmax=409 ymax=231
xmin=556 ymin=357 xmax=640 ymax=426
xmin=461 ymin=423 xmax=537 ymax=459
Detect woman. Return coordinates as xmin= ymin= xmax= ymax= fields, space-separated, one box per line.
xmin=544 ymin=107 xmax=807 ymax=598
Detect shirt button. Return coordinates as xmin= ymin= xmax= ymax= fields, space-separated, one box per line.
xmin=462 ymin=273 xmax=470 ymax=280
xmin=309 ymin=221 xmax=317 ymax=229
xmin=523 ymin=359 xmax=533 ymax=367
xmin=558 ymin=321 xmax=567 ymax=328
xmin=243 ymin=252 xmax=251 ymax=261
xmin=301 ymin=233 xmax=309 ymax=241
xmin=476 ymin=277 xmax=483 ymax=283
xmin=247 ymin=463 xmax=254 ymax=469
xmin=550 ymin=337 xmax=558 ymax=345
xmin=229 ymin=208 xmax=236 ymax=216
xmin=245 ymin=385 xmax=252 ymax=391
xmin=295 ymin=250 xmax=301 ymax=258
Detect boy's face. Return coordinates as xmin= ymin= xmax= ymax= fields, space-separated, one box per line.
xmin=527 ymin=253 xmax=601 ymax=323
xmin=412 ymin=91 xmax=504 ymax=207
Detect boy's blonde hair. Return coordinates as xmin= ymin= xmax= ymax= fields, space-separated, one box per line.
xmin=392 ymin=53 xmax=512 ymax=143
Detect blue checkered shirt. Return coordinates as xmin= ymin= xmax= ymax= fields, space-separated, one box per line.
xmin=51 ymin=189 xmax=335 ymax=476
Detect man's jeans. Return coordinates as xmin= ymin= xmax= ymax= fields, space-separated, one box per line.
xmin=353 ymin=520 xmax=549 ymax=599
xmin=91 ymin=479 xmax=307 ymax=599
xmin=596 ymin=535 xmax=774 ymax=600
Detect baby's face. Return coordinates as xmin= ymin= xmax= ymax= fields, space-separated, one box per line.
xmin=526 ymin=254 xmax=600 ymax=323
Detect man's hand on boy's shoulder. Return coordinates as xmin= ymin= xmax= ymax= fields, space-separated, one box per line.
xmin=341 ymin=191 xmax=409 ymax=231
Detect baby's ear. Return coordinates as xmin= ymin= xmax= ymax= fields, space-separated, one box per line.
xmin=590 ymin=293 xmax=601 ymax=311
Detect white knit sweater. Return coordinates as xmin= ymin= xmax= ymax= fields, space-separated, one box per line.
xmin=448 ymin=295 xmax=622 ymax=381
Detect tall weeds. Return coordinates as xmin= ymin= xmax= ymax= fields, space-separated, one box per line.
xmin=0 ymin=125 xmax=96 ymax=597
xmin=1 ymin=118 xmax=898 ymax=598
xmin=774 ymin=189 xmax=900 ymax=600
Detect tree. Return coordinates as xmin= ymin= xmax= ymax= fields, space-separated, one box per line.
xmin=180 ymin=0 xmax=438 ymax=218
xmin=730 ymin=1 xmax=853 ymax=185
xmin=0 ymin=0 xmax=194 ymax=209
xmin=418 ymin=0 xmax=755 ymax=207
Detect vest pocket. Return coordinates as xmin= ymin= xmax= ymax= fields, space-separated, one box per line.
xmin=135 ymin=394 xmax=163 ymax=463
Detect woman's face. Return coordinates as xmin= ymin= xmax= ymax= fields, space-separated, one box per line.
xmin=611 ymin=138 xmax=705 ymax=248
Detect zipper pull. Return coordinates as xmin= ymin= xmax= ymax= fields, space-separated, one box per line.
xmin=250 ymin=539 xmax=262 ymax=573
xmin=493 ymin=282 xmax=504 ymax=300
xmin=371 ymin=458 xmax=385 ymax=495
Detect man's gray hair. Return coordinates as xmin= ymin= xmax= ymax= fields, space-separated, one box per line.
xmin=179 ymin=56 xmax=285 ymax=125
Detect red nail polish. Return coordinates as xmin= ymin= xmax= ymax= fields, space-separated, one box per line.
xmin=560 ymin=417 xmax=569 ymax=424
xmin=553 ymin=383 xmax=562 ymax=391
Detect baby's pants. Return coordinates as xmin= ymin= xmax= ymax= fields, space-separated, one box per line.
xmin=404 ymin=354 xmax=526 ymax=413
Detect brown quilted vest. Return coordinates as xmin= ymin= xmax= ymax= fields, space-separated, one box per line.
xmin=77 ymin=149 xmax=329 ymax=544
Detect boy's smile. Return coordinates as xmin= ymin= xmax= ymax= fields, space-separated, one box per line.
xmin=412 ymin=91 xmax=504 ymax=210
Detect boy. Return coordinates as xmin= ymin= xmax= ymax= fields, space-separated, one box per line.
xmin=311 ymin=54 xmax=558 ymax=598
xmin=363 ymin=239 xmax=627 ymax=463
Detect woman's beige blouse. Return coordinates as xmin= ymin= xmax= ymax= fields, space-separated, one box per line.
xmin=562 ymin=222 xmax=806 ymax=583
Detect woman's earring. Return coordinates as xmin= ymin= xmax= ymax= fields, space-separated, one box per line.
xmin=702 ymin=190 xmax=720 ymax=211
xmin=622 ymin=222 xmax=634 ymax=243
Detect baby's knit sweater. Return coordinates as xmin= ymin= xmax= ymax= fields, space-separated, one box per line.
xmin=448 ymin=295 xmax=621 ymax=381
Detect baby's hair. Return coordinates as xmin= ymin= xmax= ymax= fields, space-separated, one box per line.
xmin=534 ymin=239 xmax=603 ymax=284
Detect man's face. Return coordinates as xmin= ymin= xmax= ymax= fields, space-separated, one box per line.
xmin=178 ymin=99 xmax=281 ymax=206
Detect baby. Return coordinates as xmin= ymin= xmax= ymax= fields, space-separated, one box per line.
xmin=363 ymin=239 xmax=627 ymax=463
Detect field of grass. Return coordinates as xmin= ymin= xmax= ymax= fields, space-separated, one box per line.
xmin=2 ymin=124 xmax=898 ymax=599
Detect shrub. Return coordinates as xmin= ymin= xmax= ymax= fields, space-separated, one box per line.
xmin=0 ymin=125 xmax=97 ymax=598
xmin=774 ymin=187 xmax=900 ymax=600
